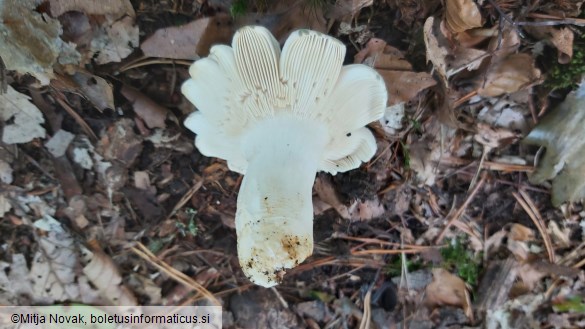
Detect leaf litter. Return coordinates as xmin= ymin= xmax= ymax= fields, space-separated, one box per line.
xmin=1 ymin=0 xmax=585 ymax=328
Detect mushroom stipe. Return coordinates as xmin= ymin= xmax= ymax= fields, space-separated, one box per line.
xmin=182 ymin=26 xmax=388 ymax=287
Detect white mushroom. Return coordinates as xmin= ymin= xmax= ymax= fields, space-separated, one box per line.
xmin=182 ymin=26 xmax=387 ymax=287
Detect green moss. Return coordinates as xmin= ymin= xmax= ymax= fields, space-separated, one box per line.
xmin=384 ymin=257 xmax=423 ymax=277
xmin=546 ymin=33 xmax=585 ymax=90
xmin=440 ymin=237 xmax=481 ymax=286
xmin=553 ymin=296 xmax=585 ymax=313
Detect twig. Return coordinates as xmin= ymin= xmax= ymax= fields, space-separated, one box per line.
xmin=131 ymin=242 xmax=221 ymax=306
xmin=512 ymin=190 xmax=555 ymax=262
xmin=435 ymin=172 xmax=487 ymax=243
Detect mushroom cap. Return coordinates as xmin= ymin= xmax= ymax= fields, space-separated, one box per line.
xmin=182 ymin=26 xmax=388 ymax=175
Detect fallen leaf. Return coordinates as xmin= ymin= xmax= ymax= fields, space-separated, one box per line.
xmin=90 ymin=16 xmax=139 ymax=64
xmin=380 ymin=103 xmax=405 ymax=135
xmin=97 ymin=118 xmax=143 ymax=165
xmin=0 ymin=159 xmax=13 ymax=184
xmin=526 ymin=26 xmax=574 ymax=64
xmin=326 ymin=0 xmax=374 ymax=20
xmin=425 ymin=268 xmax=474 ymax=321
xmin=82 ymin=245 xmax=138 ymax=305
xmin=0 ymin=85 xmax=46 ymax=144
xmin=424 ymin=17 xmax=449 ymax=85
xmin=378 ymin=70 xmax=436 ymax=105
xmin=45 ymin=129 xmax=75 ymax=157
xmin=445 ymin=0 xmax=483 ymax=33
xmin=30 ymin=216 xmax=80 ymax=302
xmin=522 ymin=79 xmax=585 ymax=206
xmin=478 ymin=53 xmax=542 ymax=97
xmin=121 ymin=85 xmax=168 ymax=129
xmin=0 ymin=194 xmax=12 ymax=218
xmin=141 ymin=14 xmax=233 ymax=59
xmin=71 ymin=71 xmax=115 ymax=111
xmin=0 ymin=0 xmax=79 ymax=84
xmin=348 ymin=198 xmax=385 ymax=221
xmin=49 ymin=0 xmax=135 ymax=18
xmin=0 ymin=254 xmax=36 ymax=304
xmin=354 ymin=38 xmax=412 ymax=71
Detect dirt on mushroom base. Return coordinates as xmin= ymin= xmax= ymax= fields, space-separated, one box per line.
xmin=2 ymin=0 xmax=585 ymax=328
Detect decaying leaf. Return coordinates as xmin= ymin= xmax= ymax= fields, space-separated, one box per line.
xmin=121 ymin=85 xmax=168 ymax=129
xmin=0 ymin=0 xmax=79 ymax=84
xmin=82 ymin=245 xmax=138 ymax=305
xmin=45 ymin=129 xmax=75 ymax=157
xmin=478 ymin=53 xmax=541 ymax=97
xmin=445 ymin=0 xmax=483 ymax=33
xmin=90 ymin=16 xmax=139 ymax=65
xmin=0 ymin=85 xmax=46 ymax=144
xmin=354 ymin=38 xmax=412 ymax=71
xmin=425 ymin=268 xmax=474 ymax=321
xmin=50 ymin=0 xmax=135 ymax=18
xmin=326 ymin=0 xmax=374 ymax=21
xmin=523 ymin=80 xmax=585 ymax=206
xmin=141 ymin=14 xmax=233 ymax=59
xmin=424 ymin=17 xmax=449 ymax=85
xmin=71 ymin=71 xmax=115 ymax=111
xmin=0 ymin=254 xmax=36 ymax=304
xmin=30 ymin=216 xmax=80 ymax=302
xmin=526 ymin=26 xmax=574 ymax=64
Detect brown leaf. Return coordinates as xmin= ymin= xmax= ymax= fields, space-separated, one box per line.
xmin=354 ymin=38 xmax=412 ymax=71
xmin=425 ymin=268 xmax=474 ymax=321
xmin=71 ymin=71 xmax=115 ymax=111
xmin=378 ymin=70 xmax=436 ymax=105
xmin=121 ymin=85 xmax=167 ymax=129
xmin=445 ymin=0 xmax=483 ymax=33
xmin=477 ymin=53 xmax=542 ymax=97
xmin=141 ymin=14 xmax=233 ymax=59
xmin=550 ymin=27 xmax=574 ymax=64
xmin=326 ymin=0 xmax=374 ymax=20
xmin=424 ymin=17 xmax=449 ymax=85
xmin=49 ymin=0 xmax=135 ymax=18
xmin=97 ymin=119 xmax=143 ymax=165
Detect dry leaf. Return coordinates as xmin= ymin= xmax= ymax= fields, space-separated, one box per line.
xmin=45 ymin=129 xmax=75 ymax=157
xmin=526 ymin=26 xmax=574 ymax=64
xmin=0 ymin=0 xmax=79 ymax=84
xmin=30 ymin=216 xmax=80 ymax=302
xmin=326 ymin=0 xmax=374 ymax=20
xmin=71 ymin=71 xmax=115 ymax=111
xmin=121 ymin=85 xmax=168 ymax=129
xmin=477 ymin=53 xmax=541 ymax=97
xmin=445 ymin=0 xmax=483 ymax=33
xmin=354 ymin=38 xmax=412 ymax=71
xmin=523 ymin=80 xmax=585 ymax=206
xmin=378 ymin=70 xmax=436 ymax=105
xmin=348 ymin=198 xmax=385 ymax=221
xmin=0 ymin=159 xmax=13 ymax=184
xmin=82 ymin=245 xmax=137 ymax=305
xmin=425 ymin=268 xmax=474 ymax=321
xmin=50 ymin=0 xmax=135 ymax=18
xmin=0 ymin=85 xmax=46 ymax=144
xmin=424 ymin=17 xmax=449 ymax=85
xmin=314 ymin=176 xmax=351 ymax=220
xmin=141 ymin=14 xmax=233 ymax=59
xmin=509 ymin=223 xmax=535 ymax=242
xmin=91 ymin=16 xmax=138 ymax=65
xmin=474 ymin=123 xmax=518 ymax=149
xmin=0 ymin=254 xmax=36 ymax=304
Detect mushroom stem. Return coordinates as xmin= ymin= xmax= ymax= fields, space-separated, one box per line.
xmin=236 ymin=116 xmax=329 ymax=287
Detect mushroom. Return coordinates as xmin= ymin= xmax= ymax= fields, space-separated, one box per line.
xmin=182 ymin=26 xmax=387 ymax=287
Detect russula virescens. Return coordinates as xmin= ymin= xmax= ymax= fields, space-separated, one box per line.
xmin=182 ymin=26 xmax=387 ymax=287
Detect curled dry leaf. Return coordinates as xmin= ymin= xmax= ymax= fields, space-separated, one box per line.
xmin=526 ymin=26 xmax=574 ymax=64
xmin=0 ymin=86 xmax=46 ymax=144
xmin=445 ymin=0 xmax=483 ymax=33
xmin=121 ymin=85 xmax=167 ymax=129
xmin=425 ymin=268 xmax=474 ymax=322
xmin=141 ymin=14 xmax=233 ymax=59
xmin=478 ymin=53 xmax=542 ymax=97
xmin=523 ymin=80 xmax=585 ymax=206
xmin=354 ymin=38 xmax=412 ymax=71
